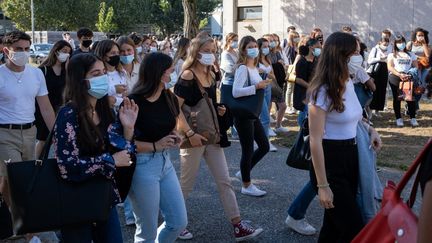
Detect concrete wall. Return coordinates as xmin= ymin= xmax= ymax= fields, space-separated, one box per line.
xmin=223 ymin=0 xmax=432 ymax=47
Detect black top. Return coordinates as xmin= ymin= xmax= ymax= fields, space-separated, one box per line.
xmin=71 ymin=48 xmax=90 ymax=57
xmin=129 ymin=91 xmax=178 ymax=143
xmin=293 ymin=56 xmax=315 ymax=111
xmin=39 ymin=66 xmax=66 ymax=112
xmin=419 ymin=145 xmax=432 ymax=195
xmin=174 ymin=76 xmax=217 ymax=107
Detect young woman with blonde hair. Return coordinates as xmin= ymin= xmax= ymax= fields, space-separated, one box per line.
xmin=174 ymin=36 xmax=263 ymax=241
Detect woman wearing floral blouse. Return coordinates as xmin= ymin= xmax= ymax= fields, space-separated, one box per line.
xmin=53 ymin=53 xmax=138 ymax=243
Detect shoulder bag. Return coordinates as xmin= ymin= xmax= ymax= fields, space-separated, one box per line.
xmin=352 ymin=139 xmax=432 ymax=243
xmin=285 ymin=117 xmax=311 ymax=170
xmin=354 ymin=82 xmax=373 ymax=108
xmin=6 ymin=126 xmax=112 ymax=235
xmin=222 ymin=66 xmax=265 ymax=119
xmin=180 ymin=71 xmax=220 ymax=148
xmin=398 ymin=78 xmax=414 ymax=101
xmin=286 ymin=64 xmax=296 ymax=83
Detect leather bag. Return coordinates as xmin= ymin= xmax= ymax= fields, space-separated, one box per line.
xmin=285 ymin=117 xmax=311 ymax=170
xmin=180 ymin=71 xmax=220 ymax=148
xmin=352 ymin=139 xmax=432 ymax=243
xmin=6 ymin=131 xmax=112 ymax=235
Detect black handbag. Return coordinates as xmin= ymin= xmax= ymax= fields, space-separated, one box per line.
xmin=6 ymin=130 xmax=112 ymax=235
xmin=222 ymin=66 xmax=265 ymax=119
xmin=286 ymin=117 xmax=311 ymax=170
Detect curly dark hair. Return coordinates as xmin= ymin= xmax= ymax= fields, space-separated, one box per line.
xmin=2 ymin=31 xmax=31 ymax=46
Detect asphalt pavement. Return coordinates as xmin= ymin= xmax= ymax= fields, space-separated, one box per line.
xmin=120 ymin=140 xmax=412 ymax=243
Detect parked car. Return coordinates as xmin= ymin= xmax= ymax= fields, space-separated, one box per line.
xmin=30 ymin=43 xmax=53 ymax=64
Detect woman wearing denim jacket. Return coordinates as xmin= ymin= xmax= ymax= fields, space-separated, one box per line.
xmin=112 ymin=52 xmax=187 ymax=243
xmin=53 ymin=53 xmax=138 ymax=243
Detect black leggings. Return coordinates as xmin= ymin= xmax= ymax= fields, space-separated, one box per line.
xmin=389 ymin=74 xmax=416 ymax=119
xmin=310 ymin=139 xmax=364 ymax=243
xmin=234 ymin=118 xmax=269 ymax=183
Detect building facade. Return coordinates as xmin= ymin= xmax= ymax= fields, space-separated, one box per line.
xmin=223 ymin=0 xmax=432 ymax=46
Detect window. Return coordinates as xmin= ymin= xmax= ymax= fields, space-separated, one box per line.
xmin=238 ymin=6 xmax=262 ymax=21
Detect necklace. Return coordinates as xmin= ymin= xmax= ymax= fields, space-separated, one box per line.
xmin=6 ymin=66 xmax=25 ymax=83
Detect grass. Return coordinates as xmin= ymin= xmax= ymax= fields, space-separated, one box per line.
xmin=270 ymin=99 xmax=432 ymax=171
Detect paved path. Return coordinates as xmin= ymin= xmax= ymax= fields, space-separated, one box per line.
xmin=120 ymin=140 xmax=412 ymax=243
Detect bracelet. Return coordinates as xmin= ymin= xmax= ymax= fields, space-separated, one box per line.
xmin=185 ymin=129 xmax=194 ymax=137
xmin=152 ymin=142 xmax=156 ymax=152
xmin=187 ymin=132 xmax=196 ymax=139
xmin=317 ymin=183 xmax=330 ymax=188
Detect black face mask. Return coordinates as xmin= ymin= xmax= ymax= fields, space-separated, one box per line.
xmin=82 ymin=39 xmax=92 ymax=48
xmin=107 ymin=55 xmax=120 ymax=66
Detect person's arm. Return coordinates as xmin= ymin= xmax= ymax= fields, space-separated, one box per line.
xmin=295 ymin=59 xmax=310 ymax=88
xmin=356 ymin=68 xmax=376 ymax=91
xmin=419 ymin=180 xmax=432 ymax=243
xmin=411 ymin=53 xmax=419 ymax=69
xmin=423 ymin=44 xmax=431 ymax=58
xmin=367 ymin=47 xmax=381 ymax=65
xmin=54 ymin=107 xmax=117 ymax=182
xmin=308 ymin=103 xmax=334 ymax=209
xmin=36 ymin=95 xmax=55 ymax=131
xmin=387 ymin=55 xmax=404 ymax=77
xmin=232 ymin=65 xmax=257 ymax=98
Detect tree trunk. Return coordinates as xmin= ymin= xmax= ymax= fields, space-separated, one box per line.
xmin=182 ymin=0 xmax=198 ymax=38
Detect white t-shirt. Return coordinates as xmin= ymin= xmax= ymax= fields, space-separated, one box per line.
xmin=125 ymin=63 xmax=140 ymax=92
xmin=387 ymin=52 xmax=417 ymax=73
xmin=309 ymin=79 xmax=362 ymax=140
xmin=258 ymin=62 xmax=272 ymax=74
xmin=107 ymin=70 xmax=127 ymax=107
xmin=0 ymin=64 xmax=48 ymax=124
xmin=233 ymin=65 xmax=262 ymax=98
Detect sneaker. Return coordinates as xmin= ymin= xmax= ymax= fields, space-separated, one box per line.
xmin=233 ymin=220 xmax=263 ymax=242
xmin=396 ymin=118 xmax=404 ymax=127
xmin=178 ymin=229 xmax=193 ymax=240
xmin=285 ymin=216 xmax=317 ymax=236
xmin=231 ymin=133 xmax=239 ymax=140
xmin=286 ymin=108 xmax=296 ymax=115
xmin=274 ymin=126 xmax=289 ymax=133
xmin=410 ymin=118 xmax=419 ymax=127
xmin=269 ymin=142 xmax=278 ymax=152
xmin=268 ymin=128 xmax=277 ymax=137
xmin=235 ymin=170 xmax=242 ymax=180
xmin=241 ymin=184 xmax=266 ymax=197
xmin=282 ymin=117 xmax=289 ymax=122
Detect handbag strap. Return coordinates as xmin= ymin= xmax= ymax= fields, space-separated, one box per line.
xmin=188 ymin=70 xmax=220 ymax=134
xmin=395 ymin=139 xmax=432 ymax=205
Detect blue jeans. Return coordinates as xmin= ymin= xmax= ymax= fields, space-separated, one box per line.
xmin=61 ymin=206 xmax=122 ymax=243
xmin=128 ymin=151 xmax=187 ymax=243
xmin=260 ymin=85 xmax=272 ymax=137
xmin=287 ymin=181 xmax=316 ymax=220
xmin=123 ymin=196 xmax=135 ymax=223
xmin=297 ymin=105 xmax=308 ymax=127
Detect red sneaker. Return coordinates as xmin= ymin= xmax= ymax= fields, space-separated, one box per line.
xmin=233 ymin=220 xmax=263 ymax=241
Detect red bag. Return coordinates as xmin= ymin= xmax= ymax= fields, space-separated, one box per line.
xmin=352 ymin=139 xmax=432 ymax=243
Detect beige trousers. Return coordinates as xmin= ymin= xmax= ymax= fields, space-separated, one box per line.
xmin=180 ymin=144 xmax=240 ymax=220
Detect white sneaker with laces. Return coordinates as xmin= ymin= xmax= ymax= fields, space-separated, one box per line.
xmin=241 ymin=184 xmax=266 ymax=197
xmin=269 ymin=142 xmax=277 ymax=152
xmin=268 ymin=128 xmax=277 ymax=137
xmin=396 ymin=118 xmax=404 ymax=127
xmin=274 ymin=126 xmax=289 ymax=133
xmin=285 ymin=215 xmax=317 ymax=235
xmin=410 ymin=118 xmax=419 ymax=127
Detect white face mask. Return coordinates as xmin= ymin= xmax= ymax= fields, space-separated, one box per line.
xmin=198 ymin=52 xmax=215 ymax=66
xmin=8 ymin=50 xmax=30 ymax=66
xmin=348 ymin=54 xmax=364 ymax=74
xmin=57 ymin=52 xmax=70 ymax=63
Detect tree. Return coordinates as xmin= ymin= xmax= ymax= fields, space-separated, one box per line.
xmin=182 ymin=0 xmax=198 ymax=38
xmin=96 ymin=2 xmax=117 ymax=33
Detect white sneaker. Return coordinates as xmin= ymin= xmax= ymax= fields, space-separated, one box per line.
xmin=396 ymin=118 xmax=404 ymax=127
xmin=241 ymin=184 xmax=267 ymax=197
xmin=410 ymin=118 xmax=419 ymax=127
xmin=274 ymin=126 xmax=289 ymax=133
xmin=285 ymin=216 xmax=317 ymax=235
xmin=268 ymin=128 xmax=277 ymax=137
xmin=282 ymin=117 xmax=289 ymax=122
xmin=287 ymin=108 xmax=296 ymax=115
xmin=235 ymin=170 xmax=242 ymax=180
xmin=269 ymin=142 xmax=278 ymax=152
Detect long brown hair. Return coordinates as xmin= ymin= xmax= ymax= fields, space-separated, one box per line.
xmin=223 ymin=32 xmax=238 ymax=50
xmin=173 ymin=37 xmax=190 ymax=66
xmin=182 ymin=36 xmax=215 ymax=80
xmin=39 ymin=40 xmax=72 ymax=68
xmin=237 ymin=35 xmax=259 ymax=67
xmin=94 ymin=39 xmax=124 ymax=73
xmin=308 ymin=32 xmax=357 ymax=113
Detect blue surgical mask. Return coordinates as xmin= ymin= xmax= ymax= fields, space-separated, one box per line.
xmin=120 ymin=54 xmax=134 ymax=64
xmin=230 ymin=41 xmax=238 ymax=49
xmin=136 ymin=46 xmax=143 ymax=54
xmin=313 ymin=48 xmax=321 ymax=57
xmin=0 ymin=53 xmax=3 ymax=60
xmin=261 ymin=47 xmax=270 ymax=56
xmin=396 ymin=43 xmax=406 ymax=50
xmin=269 ymin=41 xmax=276 ymax=48
xmin=247 ymin=48 xmax=259 ymax=58
xmin=165 ymin=72 xmax=178 ymax=89
xmin=87 ymin=74 xmax=109 ymax=99
xmin=150 ymin=47 xmax=158 ymax=53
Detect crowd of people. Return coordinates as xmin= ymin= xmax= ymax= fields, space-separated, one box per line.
xmin=0 ymin=23 xmax=431 ymax=243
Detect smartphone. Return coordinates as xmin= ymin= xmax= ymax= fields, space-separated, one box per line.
xmin=260 ymin=72 xmax=268 ymax=80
